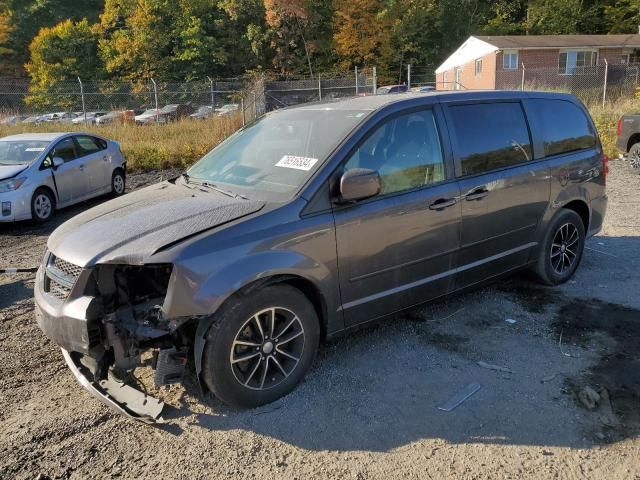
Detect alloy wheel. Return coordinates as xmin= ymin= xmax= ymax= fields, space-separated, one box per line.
xmin=34 ymin=193 xmax=52 ymax=220
xmin=229 ymin=307 xmax=305 ymax=391
xmin=113 ymin=174 xmax=125 ymax=194
xmin=550 ymin=222 xmax=579 ymax=274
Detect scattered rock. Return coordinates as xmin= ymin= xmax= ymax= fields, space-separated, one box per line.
xmin=477 ymin=361 xmax=512 ymax=373
xmin=578 ymin=386 xmax=600 ymax=410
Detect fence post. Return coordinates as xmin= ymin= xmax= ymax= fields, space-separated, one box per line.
xmin=77 ymin=77 xmax=86 ymax=123
xmin=207 ymin=76 xmax=215 ymax=108
xmin=355 ymin=66 xmax=359 ymax=96
xmin=241 ymin=97 xmax=245 ymax=126
xmin=318 ymin=74 xmax=322 ymax=101
xmin=253 ymin=92 xmax=257 ymax=120
xmin=150 ymin=78 xmax=159 ymax=123
xmin=602 ymin=59 xmax=609 ymax=108
xmin=407 ymin=64 xmax=411 ymax=90
xmin=373 ymin=66 xmax=377 ymax=94
xmin=521 ymin=63 xmax=525 ymax=91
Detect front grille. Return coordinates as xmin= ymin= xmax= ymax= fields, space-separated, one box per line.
xmin=52 ymin=256 xmax=83 ymax=278
xmin=43 ymin=252 xmax=82 ymax=300
xmin=48 ymin=278 xmax=73 ymax=299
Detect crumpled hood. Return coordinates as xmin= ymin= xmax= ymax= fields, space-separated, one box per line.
xmin=48 ymin=181 xmax=264 ymax=267
xmin=0 ymin=163 xmax=28 ymax=180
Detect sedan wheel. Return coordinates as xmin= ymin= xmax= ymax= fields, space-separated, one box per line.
xmin=31 ymin=190 xmax=54 ymax=223
xmin=112 ymin=170 xmax=125 ymax=196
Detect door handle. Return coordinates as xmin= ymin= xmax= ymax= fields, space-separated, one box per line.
xmin=78 ymin=164 xmax=85 ymax=171
xmin=465 ymin=186 xmax=489 ymax=201
xmin=103 ymin=156 xmax=109 ymax=162
xmin=428 ymin=197 xmax=458 ymax=210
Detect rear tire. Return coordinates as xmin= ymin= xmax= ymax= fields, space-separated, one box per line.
xmin=111 ymin=169 xmax=126 ymax=197
xmin=31 ymin=188 xmax=55 ymax=223
xmin=533 ymin=209 xmax=585 ymax=286
xmin=202 ymin=285 xmax=320 ymax=408
xmin=630 ymin=142 xmax=640 ymax=170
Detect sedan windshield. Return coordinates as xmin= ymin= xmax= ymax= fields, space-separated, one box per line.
xmin=187 ymin=107 xmax=370 ymax=201
xmin=0 ymin=140 xmax=49 ymax=165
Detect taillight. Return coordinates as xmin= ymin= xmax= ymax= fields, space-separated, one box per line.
xmin=617 ymin=118 xmax=622 ymax=138
xmin=602 ymin=153 xmax=609 ymax=183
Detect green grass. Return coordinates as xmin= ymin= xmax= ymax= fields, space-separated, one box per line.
xmin=0 ymin=114 xmax=243 ymax=171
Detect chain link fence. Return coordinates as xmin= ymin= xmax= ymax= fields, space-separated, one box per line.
xmin=496 ymin=63 xmax=640 ymax=106
xmin=0 ymin=68 xmax=379 ymax=124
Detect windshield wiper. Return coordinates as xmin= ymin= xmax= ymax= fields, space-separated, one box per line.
xmin=188 ymin=177 xmax=248 ymax=200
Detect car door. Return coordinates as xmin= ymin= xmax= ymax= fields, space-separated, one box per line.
xmin=332 ymin=107 xmax=461 ymax=327
xmin=47 ymin=137 xmax=91 ymax=205
xmin=443 ymin=100 xmax=550 ymax=290
xmin=74 ymin=135 xmax=110 ymax=192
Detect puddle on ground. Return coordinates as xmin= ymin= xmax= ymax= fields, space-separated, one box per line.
xmin=497 ymin=280 xmax=557 ymax=314
xmin=552 ymin=298 xmax=640 ymax=442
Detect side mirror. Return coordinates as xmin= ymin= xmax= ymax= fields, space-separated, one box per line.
xmin=52 ymin=156 xmax=64 ymax=168
xmin=339 ymin=168 xmax=382 ymax=202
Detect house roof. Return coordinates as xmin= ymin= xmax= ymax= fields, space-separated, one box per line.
xmin=436 ymin=34 xmax=640 ymax=73
xmin=474 ymin=34 xmax=640 ymax=49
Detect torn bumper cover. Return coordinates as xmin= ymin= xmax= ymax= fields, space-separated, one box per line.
xmin=34 ymin=258 xmax=190 ymax=424
xmin=61 ymin=349 xmax=164 ymax=423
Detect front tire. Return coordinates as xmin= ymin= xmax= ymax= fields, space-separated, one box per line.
xmin=202 ymin=285 xmax=320 ymax=408
xmin=533 ymin=209 xmax=585 ymax=285
xmin=111 ymin=169 xmax=126 ymax=196
xmin=31 ymin=188 xmax=55 ymax=223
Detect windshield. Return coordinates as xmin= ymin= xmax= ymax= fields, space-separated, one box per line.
xmin=187 ymin=107 xmax=370 ymax=202
xmin=161 ymin=105 xmax=178 ymax=112
xmin=0 ymin=140 xmax=50 ymax=165
xmin=140 ymin=109 xmax=156 ymax=115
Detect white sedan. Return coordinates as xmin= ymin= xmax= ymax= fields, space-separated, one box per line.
xmin=0 ymin=132 xmax=126 ymax=223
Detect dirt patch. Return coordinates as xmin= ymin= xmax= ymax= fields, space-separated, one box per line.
xmin=553 ymin=298 xmax=640 ymax=441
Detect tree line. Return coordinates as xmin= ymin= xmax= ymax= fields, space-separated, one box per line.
xmin=1 ymin=0 xmax=639 ymax=90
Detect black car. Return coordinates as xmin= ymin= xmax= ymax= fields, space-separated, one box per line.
xmin=377 ymin=84 xmax=409 ymax=94
xmin=35 ymin=91 xmax=607 ymax=422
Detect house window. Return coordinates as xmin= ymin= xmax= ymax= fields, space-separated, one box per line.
xmin=454 ymin=67 xmax=462 ymax=90
xmin=443 ymin=71 xmax=448 ymax=89
xmin=559 ymin=50 xmax=597 ymax=74
xmin=503 ymin=51 xmax=518 ymax=70
xmin=475 ymin=58 xmax=482 ymax=75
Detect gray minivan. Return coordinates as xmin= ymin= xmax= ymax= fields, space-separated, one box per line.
xmin=34 ymin=91 xmax=607 ymax=422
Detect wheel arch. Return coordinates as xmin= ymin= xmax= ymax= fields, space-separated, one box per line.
xmin=627 ymin=133 xmax=640 ymax=152
xmin=562 ymin=199 xmax=590 ymax=232
xmin=32 ymin=184 xmax=57 ymax=208
xmin=192 ymin=273 xmax=330 ymax=386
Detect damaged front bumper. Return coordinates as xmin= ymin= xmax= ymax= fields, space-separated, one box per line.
xmin=61 ymin=349 xmax=164 ymax=423
xmin=34 ymin=254 xmax=191 ymax=423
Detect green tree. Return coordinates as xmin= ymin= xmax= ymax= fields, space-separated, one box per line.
xmin=0 ymin=0 xmax=103 ymax=76
xmin=606 ymin=0 xmax=640 ymax=33
xmin=25 ymin=18 xmax=101 ymax=108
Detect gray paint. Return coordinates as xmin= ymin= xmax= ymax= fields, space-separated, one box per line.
xmin=34 ymin=90 xmax=608 ymax=419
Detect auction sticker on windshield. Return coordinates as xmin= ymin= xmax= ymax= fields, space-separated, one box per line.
xmin=275 ymin=155 xmax=319 ymax=171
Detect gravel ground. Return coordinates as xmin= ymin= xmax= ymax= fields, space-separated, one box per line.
xmin=1 ymin=162 xmax=639 ymax=479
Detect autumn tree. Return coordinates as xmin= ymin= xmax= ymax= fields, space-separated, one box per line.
xmin=333 ymin=0 xmax=392 ymax=73
xmin=25 ymin=18 xmax=100 ymax=108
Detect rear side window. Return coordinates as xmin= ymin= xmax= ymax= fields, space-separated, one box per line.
xmin=529 ymin=99 xmax=596 ymax=156
xmin=75 ymin=136 xmax=106 ymax=156
xmin=449 ymin=102 xmax=532 ymax=176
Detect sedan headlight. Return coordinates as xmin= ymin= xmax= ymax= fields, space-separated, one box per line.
xmin=0 ymin=177 xmax=26 ymax=193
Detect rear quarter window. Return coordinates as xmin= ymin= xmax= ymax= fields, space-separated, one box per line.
xmin=529 ymin=99 xmax=596 ymax=156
